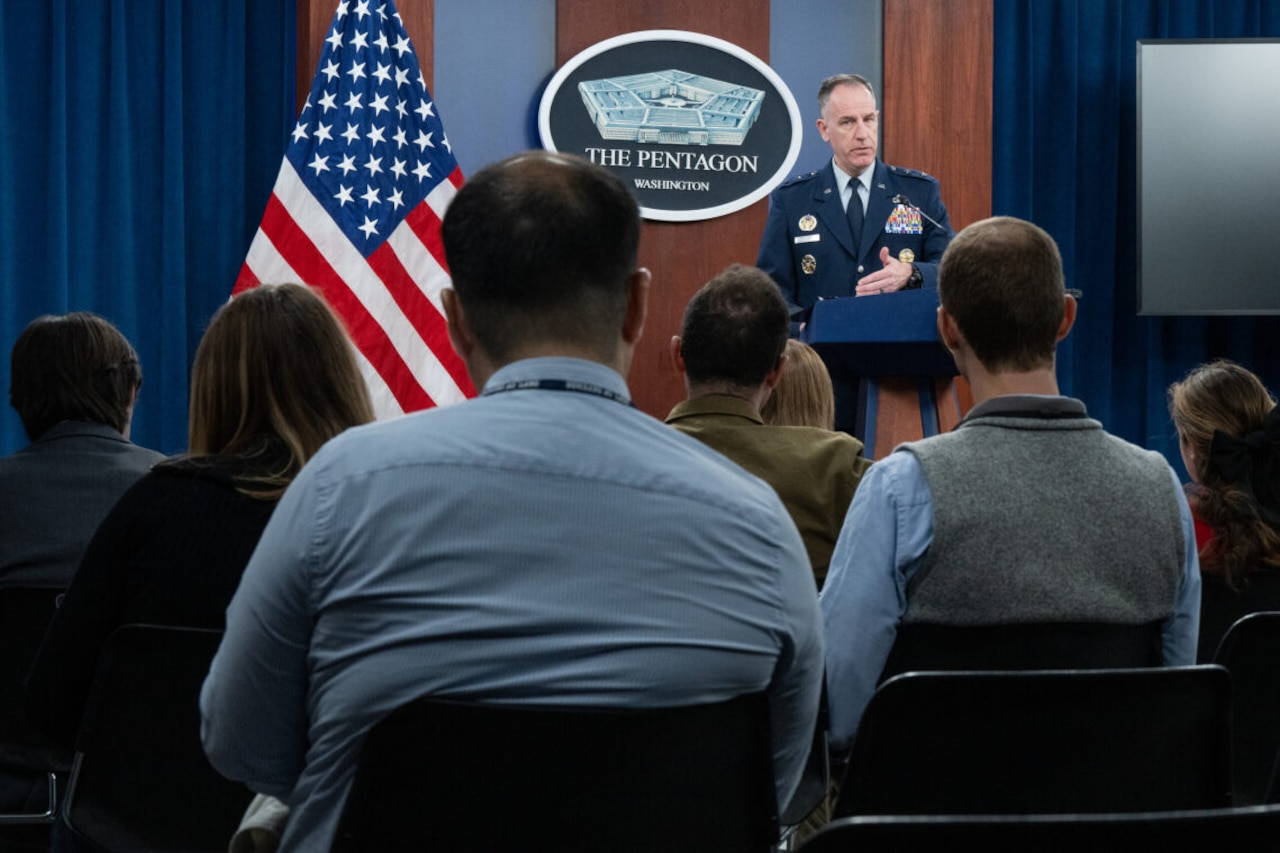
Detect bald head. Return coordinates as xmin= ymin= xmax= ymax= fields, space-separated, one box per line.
xmin=441 ymin=151 xmax=641 ymax=365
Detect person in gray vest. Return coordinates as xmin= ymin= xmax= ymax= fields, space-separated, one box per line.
xmin=820 ymin=216 xmax=1200 ymax=755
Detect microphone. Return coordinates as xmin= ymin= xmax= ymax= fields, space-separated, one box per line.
xmin=890 ymin=194 xmax=952 ymax=235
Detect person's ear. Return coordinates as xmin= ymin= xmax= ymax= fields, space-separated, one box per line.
xmin=442 ymin=289 xmax=473 ymax=361
xmin=621 ymin=268 xmax=651 ymax=346
xmin=669 ymin=335 xmax=685 ymax=374
xmin=1057 ymin=293 xmax=1078 ymax=342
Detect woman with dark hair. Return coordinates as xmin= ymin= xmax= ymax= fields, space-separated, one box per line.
xmin=1168 ymin=359 xmax=1280 ymax=660
xmin=26 ymin=284 xmax=374 ymax=746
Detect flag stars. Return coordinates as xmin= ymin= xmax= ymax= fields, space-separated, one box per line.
xmin=395 ymin=101 xmax=408 ymax=120
xmin=361 ymin=185 xmax=381 ymax=207
xmin=354 ymin=0 xmax=371 ymax=21
xmin=338 ymin=154 xmax=359 ymax=175
xmin=392 ymin=127 xmax=407 ymax=148
xmin=412 ymin=161 xmax=433 ymax=181
xmin=314 ymin=121 xmax=334 ymax=143
xmin=374 ymin=32 xmax=390 ymax=52
xmin=363 ymin=154 xmax=383 ymax=176
xmin=322 ymin=59 xmax=341 ymax=82
xmin=335 ymin=1 xmax=349 ymax=19
xmin=415 ymin=101 xmax=434 ymax=121
xmin=391 ymin=157 xmax=407 ymax=178
xmin=334 ymin=184 xmax=354 ymax=206
xmin=325 ymin=30 xmax=343 ymax=50
xmin=389 ymin=188 xmax=405 ymax=211
xmin=341 ymin=123 xmax=361 ymax=144
xmin=414 ymin=130 xmax=434 ymax=151
xmin=308 ymin=154 xmax=329 ymax=175
xmin=393 ymin=35 xmax=412 ymax=56
xmin=372 ymin=63 xmax=392 ymax=85
xmin=443 ymin=135 xmax=452 ymax=154
xmin=370 ymin=93 xmax=390 ymax=116
xmin=291 ymin=123 xmax=309 ymax=143
xmin=352 ymin=30 xmax=369 ymax=51
xmin=394 ymin=67 xmax=410 ymax=88
xmin=318 ymin=91 xmax=338 ymax=112
xmin=344 ymin=92 xmax=364 ymax=113
xmin=358 ymin=216 xmax=379 ymax=238
xmin=347 ymin=61 xmax=367 ymax=83
xmin=367 ymin=124 xmax=386 ymax=146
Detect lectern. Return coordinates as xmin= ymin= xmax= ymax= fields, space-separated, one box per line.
xmin=802 ymin=289 xmax=970 ymax=459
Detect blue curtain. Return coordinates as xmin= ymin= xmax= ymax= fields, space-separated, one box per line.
xmin=0 ymin=0 xmax=295 ymax=456
xmin=993 ymin=0 xmax=1280 ymax=478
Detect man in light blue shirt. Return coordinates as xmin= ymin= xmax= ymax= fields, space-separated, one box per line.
xmin=200 ymin=151 xmax=823 ymax=851
xmin=821 ymin=217 xmax=1200 ymax=756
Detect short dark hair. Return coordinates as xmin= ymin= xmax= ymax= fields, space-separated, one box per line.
xmin=818 ymin=74 xmax=875 ymax=115
xmin=440 ymin=151 xmax=641 ymax=363
xmin=938 ymin=216 xmax=1066 ymax=373
xmin=9 ymin=312 xmax=142 ymax=441
xmin=680 ymin=264 xmax=789 ymax=389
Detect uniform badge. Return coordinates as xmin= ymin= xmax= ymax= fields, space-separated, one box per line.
xmin=801 ymin=254 xmax=817 ymax=275
xmin=799 ymin=215 xmax=817 ymax=232
xmin=898 ymin=248 xmax=916 ymax=264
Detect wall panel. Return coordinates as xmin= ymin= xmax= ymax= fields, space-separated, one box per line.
xmin=556 ymin=0 xmax=772 ymax=419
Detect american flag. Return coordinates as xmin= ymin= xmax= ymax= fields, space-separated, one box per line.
xmin=235 ymin=0 xmax=474 ymax=416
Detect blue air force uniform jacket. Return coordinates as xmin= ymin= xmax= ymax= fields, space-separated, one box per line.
xmin=756 ymin=160 xmax=953 ymax=317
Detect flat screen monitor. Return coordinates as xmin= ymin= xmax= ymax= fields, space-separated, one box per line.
xmin=1137 ymin=39 xmax=1280 ymax=315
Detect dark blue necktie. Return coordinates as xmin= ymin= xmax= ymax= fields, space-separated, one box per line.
xmin=847 ymin=181 xmax=864 ymax=258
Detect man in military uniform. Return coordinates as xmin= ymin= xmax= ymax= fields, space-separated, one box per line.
xmin=757 ymin=74 xmax=954 ymax=318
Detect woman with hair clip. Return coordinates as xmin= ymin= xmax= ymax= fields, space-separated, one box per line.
xmin=1168 ymin=359 xmax=1280 ymax=661
xmin=26 ymin=283 xmax=374 ymax=747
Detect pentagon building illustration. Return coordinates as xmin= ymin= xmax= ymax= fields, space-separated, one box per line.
xmin=578 ymin=70 xmax=765 ymax=146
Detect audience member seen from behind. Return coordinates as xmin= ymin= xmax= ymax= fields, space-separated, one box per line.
xmin=820 ymin=217 xmax=1200 ymax=755
xmin=0 ymin=313 xmax=164 ymax=589
xmin=200 ymin=152 xmax=822 ymax=852
xmin=761 ymin=339 xmax=837 ymax=431
xmin=26 ymin=284 xmax=374 ymax=749
xmin=1169 ymin=360 xmax=1280 ymax=661
xmin=666 ymin=265 xmax=870 ymax=585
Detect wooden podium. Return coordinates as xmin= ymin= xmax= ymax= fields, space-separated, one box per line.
xmin=802 ymin=289 xmax=971 ymax=459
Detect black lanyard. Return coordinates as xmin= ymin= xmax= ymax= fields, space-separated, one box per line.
xmin=482 ymin=378 xmax=636 ymax=408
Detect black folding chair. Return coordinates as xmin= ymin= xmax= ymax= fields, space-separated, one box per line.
xmin=0 ymin=587 xmax=72 ymax=848
xmin=61 ymin=624 xmax=253 ymax=853
xmin=1213 ymin=611 xmax=1280 ymax=804
xmin=835 ymin=666 xmax=1233 ymax=818
xmin=800 ymin=805 xmax=1280 ymax=852
xmin=333 ymin=692 xmax=778 ymax=853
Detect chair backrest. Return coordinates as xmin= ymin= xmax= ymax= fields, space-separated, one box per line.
xmin=0 ymin=587 xmax=71 ymax=832
xmin=799 ymin=805 xmax=1280 ymax=852
xmin=835 ymin=666 xmax=1233 ymax=818
xmin=881 ymin=620 xmax=1164 ymax=681
xmin=0 ymin=587 xmax=71 ymax=773
xmin=332 ymin=692 xmax=778 ymax=853
xmin=62 ymin=624 xmax=253 ymax=853
xmin=1213 ymin=611 xmax=1280 ymax=805
xmin=1199 ymin=572 xmax=1280 ymax=663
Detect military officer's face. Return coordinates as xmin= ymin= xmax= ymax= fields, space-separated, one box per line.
xmin=817 ymin=83 xmax=879 ymax=177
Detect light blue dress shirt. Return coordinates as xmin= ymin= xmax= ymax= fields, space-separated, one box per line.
xmin=200 ymin=357 xmax=823 ymax=851
xmin=820 ymin=396 xmax=1201 ymax=754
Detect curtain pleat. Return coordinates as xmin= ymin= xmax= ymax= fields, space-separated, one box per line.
xmin=993 ymin=0 xmax=1280 ymax=476
xmin=0 ymin=0 xmax=294 ymax=455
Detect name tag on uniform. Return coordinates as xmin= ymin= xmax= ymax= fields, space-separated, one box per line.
xmin=885 ymin=204 xmax=923 ymax=235
xmin=793 ymin=234 xmax=821 ymax=244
